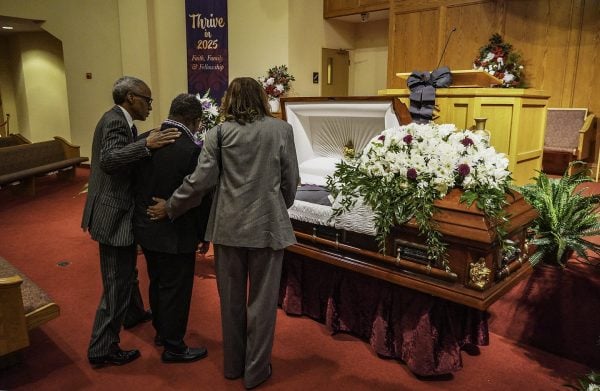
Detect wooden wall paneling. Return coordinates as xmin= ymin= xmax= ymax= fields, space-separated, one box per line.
xmin=388 ymin=6 xmax=440 ymax=88
xmin=386 ymin=7 xmax=396 ymax=87
xmin=573 ymin=0 xmax=600 ymax=114
xmin=436 ymin=3 xmax=448 ymax=67
xmin=443 ymin=1 xmax=502 ymax=70
xmin=503 ymin=0 xmax=573 ymax=106
xmin=388 ymin=0 xmax=504 ymax=87
xmin=574 ymin=0 xmax=600 ymax=172
xmin=561 ymin=0 xmax=584 ymax=108
xmin=385 ymin=0 xmax=596 ymax=126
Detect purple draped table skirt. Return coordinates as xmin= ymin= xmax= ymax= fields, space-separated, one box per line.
xmin=278 ymin=251 xmax=489 ymax=376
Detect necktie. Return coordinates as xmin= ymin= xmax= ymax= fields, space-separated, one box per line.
xmin=131 ymin=124 xmax=138 ymax=139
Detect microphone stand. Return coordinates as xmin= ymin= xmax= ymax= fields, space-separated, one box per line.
xmin=436 ymin=27 xmax=457 ymax=69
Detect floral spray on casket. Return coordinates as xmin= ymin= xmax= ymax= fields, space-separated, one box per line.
xmin=327 ymin=122 xmax=514 ymax=271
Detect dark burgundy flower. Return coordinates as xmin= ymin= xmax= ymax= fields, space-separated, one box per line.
xmin=457 ymin=163 xmax=471 ymax=176
xmin=403 ymin=134 xmax=413 ymax=144
xmin=461 ymin=137 xmax=474 ymax=147
xmin=407 ymin=168 xmax=418 ymax=180
xmin=378 ymin=135 xmax=385 ymax=141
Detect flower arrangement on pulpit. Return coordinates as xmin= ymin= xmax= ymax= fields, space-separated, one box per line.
xmin=194 ymin=90 xmax=222 ymax=145
xmin=473 ymin=33 xmax=524 ymax=88
xmin=327 ymin=122 xmax=513 ymax=271
xmin=258 ymin=65 xmax=295 ymax=112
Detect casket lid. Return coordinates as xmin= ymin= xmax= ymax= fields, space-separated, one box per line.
xmin=281 ymin=96 xmax=404 ymax=186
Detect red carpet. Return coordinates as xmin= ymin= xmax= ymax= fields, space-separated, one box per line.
xmin=0 ymin=167 xmax=596 ymax=390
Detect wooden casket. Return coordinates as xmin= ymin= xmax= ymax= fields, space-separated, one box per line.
xmin=281 ymin=96 xmax=536 ymax=311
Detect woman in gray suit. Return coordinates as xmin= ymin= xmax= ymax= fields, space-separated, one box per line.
xmin=148 ymin=77 xmax=299 ymax=389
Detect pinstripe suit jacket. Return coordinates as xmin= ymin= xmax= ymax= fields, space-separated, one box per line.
xmin=166 ymin=116 xmax=300 ymax=251
xmin=81 ymin=106 xmax=150 ymax=246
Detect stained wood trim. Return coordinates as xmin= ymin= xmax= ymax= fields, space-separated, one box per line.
xmin=25 ymin=302 xmax=60 ymax=330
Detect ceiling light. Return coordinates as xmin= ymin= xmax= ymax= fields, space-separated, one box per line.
xmin=2 ymin=26 xmax=14 ymax=30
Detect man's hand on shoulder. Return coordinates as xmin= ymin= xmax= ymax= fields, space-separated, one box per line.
xmin=146 ymin=127 xmax=181 ymax=150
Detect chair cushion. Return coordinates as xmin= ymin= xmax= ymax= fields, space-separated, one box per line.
xmin=544 ymin=108 xmax=586 ymax=149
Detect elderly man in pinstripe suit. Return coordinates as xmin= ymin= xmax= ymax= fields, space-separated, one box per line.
xmin=82 ymin=76 xmax=181 ymax=367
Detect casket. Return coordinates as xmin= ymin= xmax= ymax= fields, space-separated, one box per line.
xmin=281 ymin=96 xmax=536 ymax=311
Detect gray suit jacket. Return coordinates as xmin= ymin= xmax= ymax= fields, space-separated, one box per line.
xmin=81 ymin=106 xmax=150 ymax=246
xmin=167 ymin=116 xmax=300 ymax=250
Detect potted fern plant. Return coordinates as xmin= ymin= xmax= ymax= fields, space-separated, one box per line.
xmin=565 ymin=370 xmax=600 ymax=390
xmin=517 ymin=164 xmax=600 ymax=267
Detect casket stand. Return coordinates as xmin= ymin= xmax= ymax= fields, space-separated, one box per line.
xmin=278 ymin=97 xmax=536 ymax=376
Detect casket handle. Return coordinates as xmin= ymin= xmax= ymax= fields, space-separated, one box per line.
xmin=294 ymin=230 xmax=458 ymax=282
xmin=497 ymin=241 xmax=530 ymax=280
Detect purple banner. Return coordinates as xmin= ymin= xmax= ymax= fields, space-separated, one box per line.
xmin=185 ymin=0 xmax=228 ymax=103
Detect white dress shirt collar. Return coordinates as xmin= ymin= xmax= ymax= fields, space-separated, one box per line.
xmin=117 ymin=105 xmax=134 ymax=129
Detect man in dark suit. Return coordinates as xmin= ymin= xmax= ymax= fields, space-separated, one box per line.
xmin=82 ymin=76 xmax=181 ymax=367
xmin=133 ymin=93 xmax=212 ymax=363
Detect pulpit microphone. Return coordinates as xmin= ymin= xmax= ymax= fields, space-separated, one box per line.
xmin=436 ymin=27 xmax=457 ymax=69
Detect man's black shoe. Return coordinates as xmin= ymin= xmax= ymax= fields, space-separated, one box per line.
xmin=89 ymin=348 xmax=141 ymax=367
xmin=123 ymin=310 xmax=152 ymax=329
xmin=161 ymin=347 xmax=207 ymax=363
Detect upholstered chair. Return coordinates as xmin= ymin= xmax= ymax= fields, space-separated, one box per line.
xmin=542 ymin=108 xmax=596 ymax=178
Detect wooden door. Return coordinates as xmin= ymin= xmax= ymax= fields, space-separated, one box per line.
xmin=321 ymin=48 xmax=349 ymax=97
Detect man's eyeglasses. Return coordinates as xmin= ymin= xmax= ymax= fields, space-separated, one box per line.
xmin=131 ymin=92 xmax=153 ymax=105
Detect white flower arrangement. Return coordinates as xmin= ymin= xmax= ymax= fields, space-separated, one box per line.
xmin=473 ymin=33 xmax=524 ymax=88
xmin=194 ymin=90 xmax=222 ymax=144
xmin=357 ymin=123 xmax=510 ymax=194
xmin=257 ymin=65 xmax=295 ymax=100
xmin=257 ymin=76 xmax=285 ymax=98
xmin=328 ymin=122 xmax=513 ymax=267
